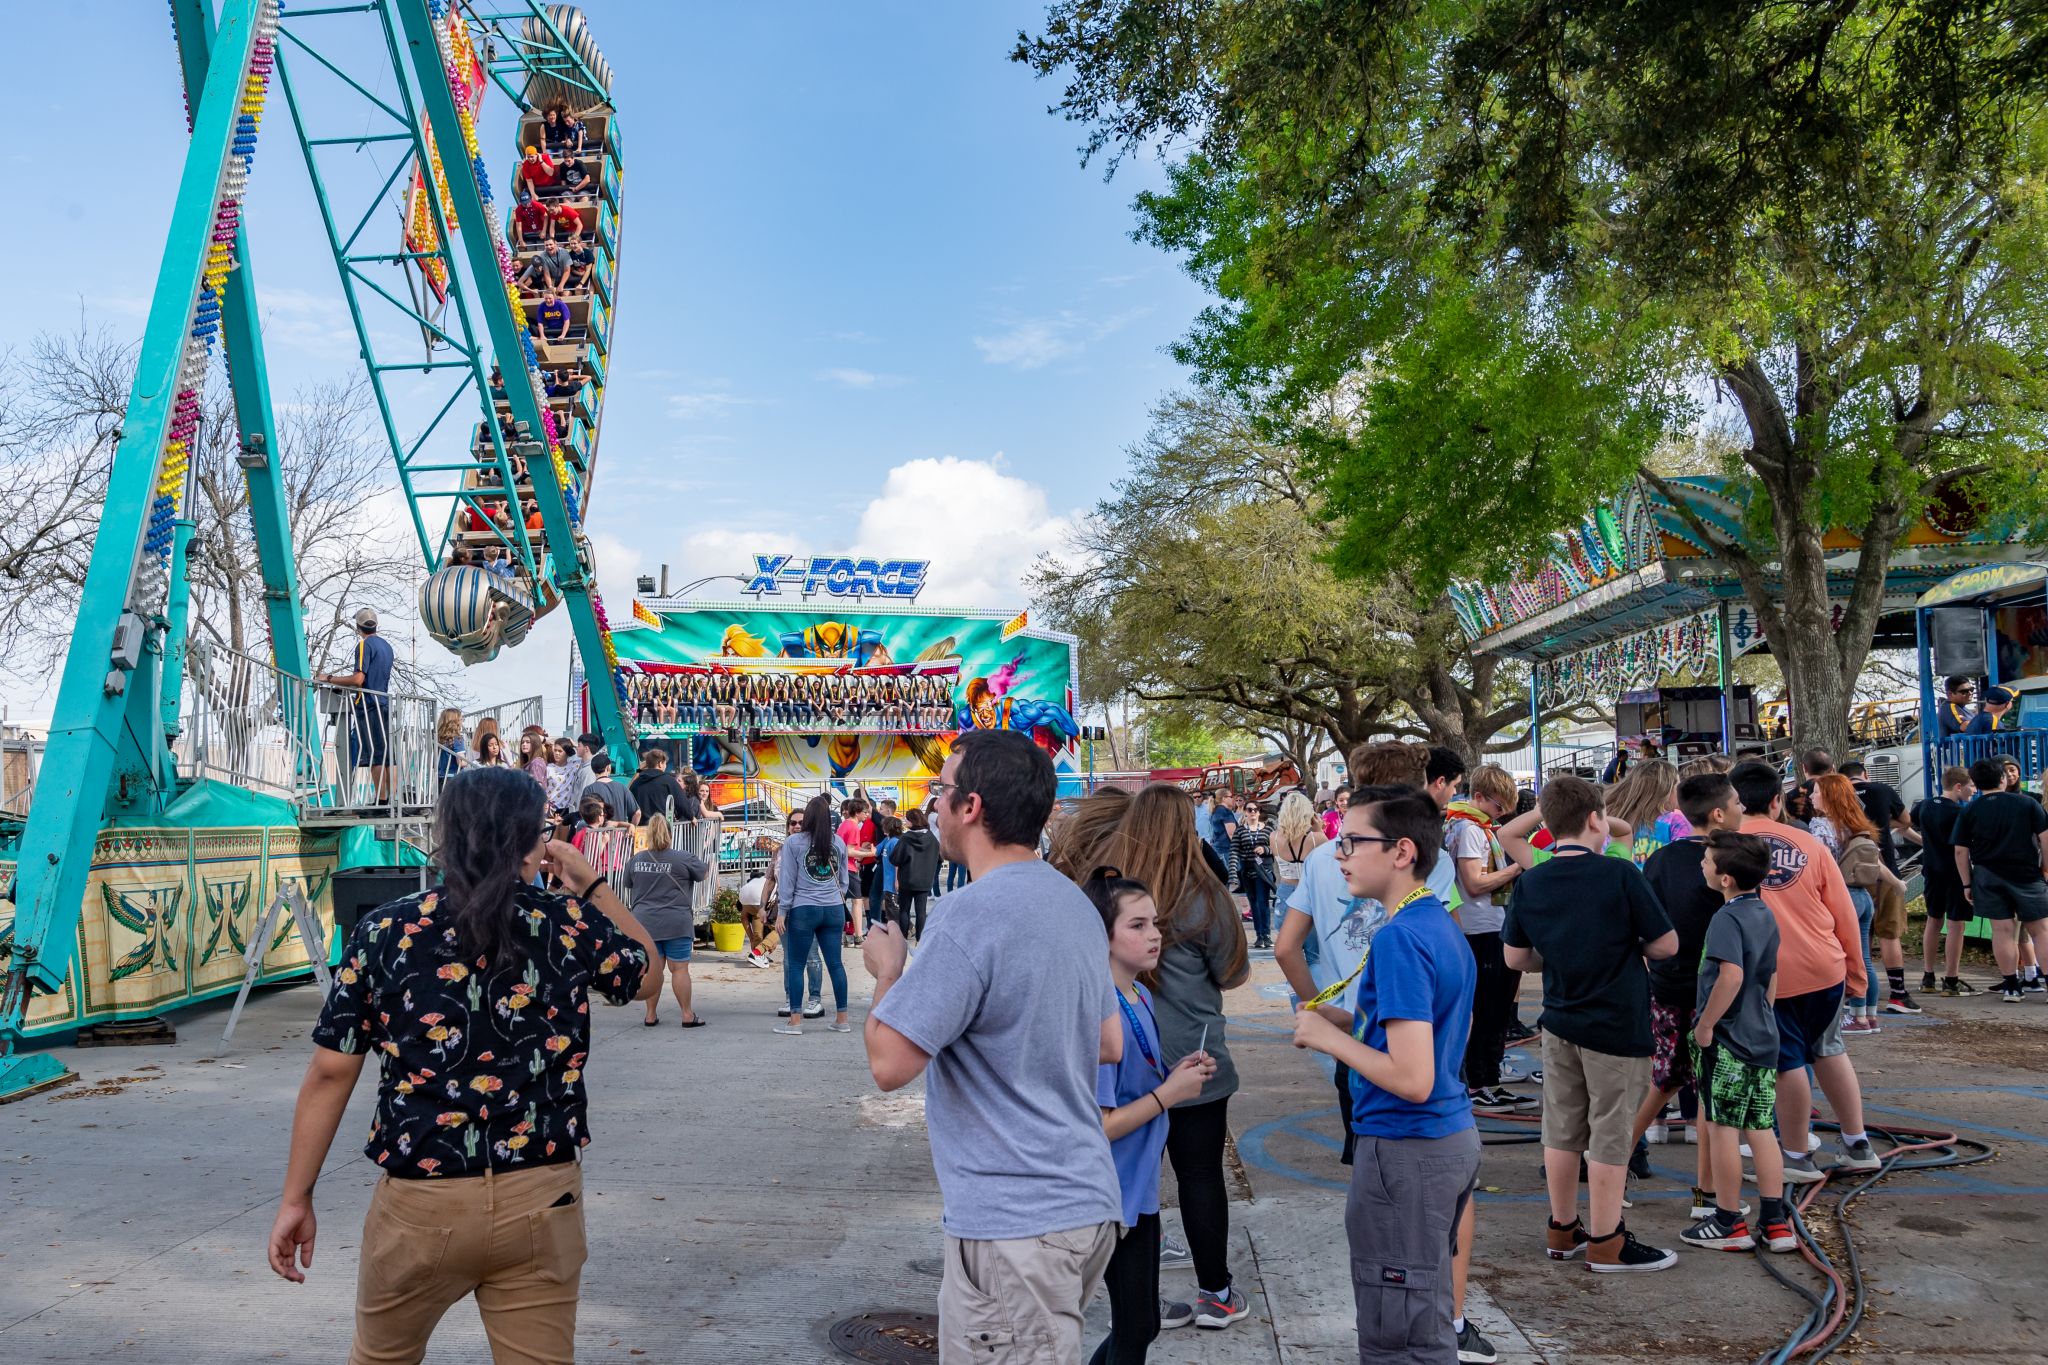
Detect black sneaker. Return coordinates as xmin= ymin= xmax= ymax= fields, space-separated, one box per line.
xmin=2003 ymin=983 xmax=2026 ymax=1003
xmin=1505 ymin=1020 xmax=1537 ymax=1043
xmin=1458 ymin=1320 xmax=1500 ymax=1363
xmin=1920 ymin=971 xmax=1938 ymax=993
xmin=1884 ymin=991 xmax=1923 ymax=1014
xmin=1586 ymin=1223 xmax=1678 ymax=1273
xmin=2027 ymin=977 xmax=2046 ymax=994
xmin=1628 ymin=1139 xmax=1653 ymax=1181
xmin=1679 ymin=1213 xmax=1755 ymax=1251
xmin=1943 ymin=977 xmax=1977 ymax=996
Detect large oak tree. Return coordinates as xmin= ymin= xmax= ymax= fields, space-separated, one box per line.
xmin=1019 ymin=1 xmax=2048 ymax=756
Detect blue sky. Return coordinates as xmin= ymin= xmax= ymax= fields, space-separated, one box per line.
xmin=11 ymin=2 xmax=1205 ymax=719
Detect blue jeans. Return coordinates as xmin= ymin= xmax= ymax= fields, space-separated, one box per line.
xmin=1848 ymin=887 xmax=1880 ymax=1011
xmin=944 ymin=861 xmax=968 ymax=893
xmin=1246 ymin=877 xmax=1272 ymax=940
xmin=783 ymin=903 xmax=848 ymax=1014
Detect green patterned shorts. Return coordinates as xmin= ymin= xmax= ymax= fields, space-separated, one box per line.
xmin=1693 ymin=1041 xmax=1777 ymax=1132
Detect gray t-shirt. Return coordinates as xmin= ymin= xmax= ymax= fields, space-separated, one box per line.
xmin=1697 ymin=894 xmax=1781 ymax=1069
xmin=777 ymin=832 xmax=847 ymax=909
xmin=627 ymin=847 xmax=708 ymax=940
xmin=584 ymin=776 xmax=637 ymax=824
xmin=1151 ymin=884 xmax=1242 ymax=1105
xmin=871 ymin=858 xmax=1121 ymax=1241
xmin=1444 ymin=818 xmax=1503 ymax=935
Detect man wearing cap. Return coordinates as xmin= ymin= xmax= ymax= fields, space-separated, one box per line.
xmin=516 ymin=144 xmax=557 ymax=198
xmin=318 ymin=609 xmax=395 ymax=804
xmin=1966 ymin=687 xmax=2014 ymax=734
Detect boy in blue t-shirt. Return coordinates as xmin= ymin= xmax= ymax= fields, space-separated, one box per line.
xmin=875 ymin=817 xmax=902 ymax=933
xmin=1293 ymin=791 xmax=1478 ymax=1365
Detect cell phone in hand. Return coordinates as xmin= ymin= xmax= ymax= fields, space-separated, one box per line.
xmin=1197 ymin=1023 xmax=1208 ymax=1058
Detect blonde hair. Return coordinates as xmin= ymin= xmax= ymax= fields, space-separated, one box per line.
xmin=646 ymin=812 xmax=673 ymax=852
xmin=437 ymin=707 xmax=463 ymax=745
xmin=1467 ymin=763 xmax=1518 ymax=809
xmin=1273 ymin=791 xmax=1318 ymax=850
xmin=1680 ymin=753 xmax=1734 ymax=780
xmin=1607 ymin=757 xmax=1679 ymax=834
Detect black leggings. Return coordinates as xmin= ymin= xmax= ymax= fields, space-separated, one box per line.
xmin=1462 ymin=931 xmax=1518 ymax=1089
xmin=1165 ymin=1095 xmax=1233 ymax=1295
xmin=901 ymin=890 xmax=930 ymax=939
xmin=1087 ymin=1214 xmax=1159 ymax=1365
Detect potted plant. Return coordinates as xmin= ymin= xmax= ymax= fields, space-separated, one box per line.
xmin=708 ymin=887 xmax=746 ymax=954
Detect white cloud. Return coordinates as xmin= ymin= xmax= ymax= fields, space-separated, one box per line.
xmin=833 ymin=329 xmax=880 ymax=345
xmin=973 ymin=316 xmax=1079 ymax=370
xmin=817 ymin=367 xmax=908 ymax=389
xmin=665 ymin=382 xmax=758 ymax=420
xmin=851 ymin=456 xmax=1075 ymax=609
xmin=972 ymin=308 xmax=1151 ymax=370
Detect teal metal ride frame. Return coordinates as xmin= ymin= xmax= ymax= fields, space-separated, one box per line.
xmin=0 ymin=0 xmax=296 ymax=1100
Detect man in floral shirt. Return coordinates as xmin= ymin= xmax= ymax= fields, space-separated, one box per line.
xmin=266 ymin=769 xmax=656 ymax=1363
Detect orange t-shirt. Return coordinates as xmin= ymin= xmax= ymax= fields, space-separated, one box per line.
xmin=1741 ymin=816 xmax=1866 ymax=1000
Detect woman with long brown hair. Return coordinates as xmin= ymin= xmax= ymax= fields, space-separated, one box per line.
xmin=1813 ymin=773 xmax=1903 ymax=1035
xmin=1607 ymin=757 xmax=1682 ymax=863
xmin=1098 ymin=783 xmax=1252 ymax=1330
xmin=1048 ymin=785 xmax=1133 ymax=883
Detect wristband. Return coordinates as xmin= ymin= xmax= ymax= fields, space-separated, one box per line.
xmin=575 ymin=877 xmax=603 ymax=899
xmin=1151 ymin=1092 xmax=1168 ymax=1117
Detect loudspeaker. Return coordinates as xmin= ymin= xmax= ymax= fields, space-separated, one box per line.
xmin=332 ymin=865 xmax=430 ymax=940
xmin=1929 ymin=607 xmax=1988 ymax=677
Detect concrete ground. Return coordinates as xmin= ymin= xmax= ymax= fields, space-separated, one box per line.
xmin=2 ymin=923 xmax=2041 ymax=1363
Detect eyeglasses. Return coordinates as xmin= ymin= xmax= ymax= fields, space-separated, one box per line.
xmin=1333 ymin=833 xmax=1402 ymax=859
xmin=927 ymin=781 xmax=959 ymax=798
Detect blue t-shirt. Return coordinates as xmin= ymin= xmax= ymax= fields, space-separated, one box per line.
xmin=1208 ymin=806 xmax=1239 ymax=870
xmin=355 ymin=632 xmax=394 ymax=701
xmin=1965 ymin=709 xmax=1999 ymax=735
xmin=879 ymin=836 xmax=899 ymax=893
xmin=1096 ymin=982 xmax=1169 ymax=1227
xmin=1349 ymin=893 xmax=1477 ymax=1140
xmin=1285 ymin=844 xmax=1462 ymax=1011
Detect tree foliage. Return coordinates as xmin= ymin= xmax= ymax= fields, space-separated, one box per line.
xmin=1030 ymin=389 xmax=1582 ymax=762
xmin=1018 ymin=0 xmax=2048 ymax=755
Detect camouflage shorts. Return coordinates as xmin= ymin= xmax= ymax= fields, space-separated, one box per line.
xmin=1692 ymin=1041 xmax=1776 ymax=1132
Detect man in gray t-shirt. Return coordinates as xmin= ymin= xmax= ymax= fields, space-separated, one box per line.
xmin=864 ymin=732 xmax=1120 ymax=1363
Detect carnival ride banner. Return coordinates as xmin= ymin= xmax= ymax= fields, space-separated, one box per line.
xmin=607 ymin=605 xmax=1080 ymax=800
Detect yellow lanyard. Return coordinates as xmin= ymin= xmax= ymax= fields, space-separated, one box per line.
xmin=1302 ymin=885 xmax=1432 ymax=1011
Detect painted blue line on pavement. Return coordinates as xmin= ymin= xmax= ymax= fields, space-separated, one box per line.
xmin=1864 ymin=1100 xmax=2048 ymax=1149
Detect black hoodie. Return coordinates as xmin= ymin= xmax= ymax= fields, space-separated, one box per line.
xmin=890 ymin=827 xmax=942 ymax=893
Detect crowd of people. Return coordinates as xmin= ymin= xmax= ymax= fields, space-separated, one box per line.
xmin=621 ymin=668 xmax=957 ymax=733
xmin=265 ymin=723 xmax=2043 ymax=1365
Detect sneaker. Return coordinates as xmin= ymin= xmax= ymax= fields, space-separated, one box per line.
xmin=1884 ymin=992 xmax=1923 ymax=1014
xmin=1689 ymin=1190 xmax=1750 ymax=1219
xmin=1644 ymin=1121 xmax=1668 ymax=1145
xmin=1545 ymin=1217 xmax=1589 ymax=1261
xmin=2027 ymin=975 xmax=2046 ymax=993
xmin=1194 ymin=1285 xmax=1248 ymax=1329
xmin=2003 ymin=984 xmax=2026 ymax=1003
xmin=1499 ymin=1061 xmax=1529 ymax=1083
xmin=1457 ymin=1320 xmax=1500 ymax=1363
xmin=1942 ymin=977 xmax=1977 ymax=996
xmin=1475 ymin=1087 xmax=1537 ymax=1112
xmin=1761 ymin=1219 xmax=1798 ymax=1253
xmin=1782 ymin=1154 xmax=1825 ymax=1186
xmin=805 ymin=1000 xmax=825 ymax=1018
xmin=776 ymin=1007 xmax=792 ymax=1018
xmin=1839 ymin=1016 xmax=1872 ymax=1035
xmin=1586 ymin=1224 xmax=1678 ymax=1273
xmin=1159 ymin=1299 xmax=1194 ymax=1331
xmin=1681 ymin=1124 xmax=1699 ymax=1145
xmin=1679 ymin=1214 xmax=1756 ymax=1251
xmin=1160 ymin=1237 xmax=1193 ymax=1267
xmin=1628 ymin=1141 xmax=1653 ymax=1181
xmin=752 ymin=951 xmax=777 ymax=969
xmin=1919 ymin=971 xmax=1938 ymax=993
xmin=1836 ymin=1138 xmax=1883 ymax=1172
xmin=772 ymin=1023 xmax=803 ymax=1035
xmin=1505 ymin=1020 xmax=1538 ymax=1043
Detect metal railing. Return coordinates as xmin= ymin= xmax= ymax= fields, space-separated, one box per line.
xmin=175 ymin=638 xmax=326 ymax=802
xmin=309 ymin=682 xmax=445 ymax=815
xmin=464 ymin=694 xmax=547 ymax=741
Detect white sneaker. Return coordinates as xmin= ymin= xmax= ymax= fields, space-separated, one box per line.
xmin=1681 ymin=1125 xmax=1699 ymax=1145
xmin=1645 ymin=1122 xmax=1668 ymax=1145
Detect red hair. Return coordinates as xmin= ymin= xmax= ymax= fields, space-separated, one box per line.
xmin=1813 ymin=774 xmax=1876 ymax=841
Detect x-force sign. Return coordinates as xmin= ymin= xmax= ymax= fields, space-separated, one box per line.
xmin=745 ymin=554 xmax=929 ymax=601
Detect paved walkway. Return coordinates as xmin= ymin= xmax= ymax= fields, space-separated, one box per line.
xmin=3 ymin=942 xmax=1549 ymax=1363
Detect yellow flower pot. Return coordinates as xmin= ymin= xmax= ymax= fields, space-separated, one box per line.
xmin=710 ymin=921 xmax=746 ymax=954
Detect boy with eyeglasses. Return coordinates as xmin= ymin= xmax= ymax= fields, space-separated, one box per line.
xmin=1292 ymin=790 xmax=1479 ymax=1364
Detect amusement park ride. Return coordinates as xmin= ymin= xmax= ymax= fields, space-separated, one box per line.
xmin=0 ymin=1 xmax=633 ymax=1100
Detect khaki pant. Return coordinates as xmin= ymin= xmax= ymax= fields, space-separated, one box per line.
xmin=349 ymin=1161 xmax=587 ymax=1365
xmin=1539 ymin=1033 xmax=1650 ymax=1167
xmin=938 ymin=1222 xmax=1118 ymax=1363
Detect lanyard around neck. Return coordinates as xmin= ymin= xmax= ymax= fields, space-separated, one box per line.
xmin=1117 ymin=987 xmax=1164 ymax=1079
xmin=1302 ymin=885 xmax=1432 ymax=1011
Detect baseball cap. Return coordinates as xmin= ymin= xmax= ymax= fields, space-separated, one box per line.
xmin=1985 ymin=685 xmax=2015 ymax=705
xmin=354 ymin=607 xmax=379 ymax=630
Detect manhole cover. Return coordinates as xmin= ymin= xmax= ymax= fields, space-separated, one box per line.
xmin=829 ymin=1310 xmax=939 ymax=1362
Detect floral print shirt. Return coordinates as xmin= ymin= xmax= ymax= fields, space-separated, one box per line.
xmin=313 ymin=883 xmax=648 ymax=1179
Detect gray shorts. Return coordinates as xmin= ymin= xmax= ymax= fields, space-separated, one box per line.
xmin=1975 ymin=867 xmax=2048 ymax=923
xmin=1346 ymin=1129 xmax=1481 ymax=1364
